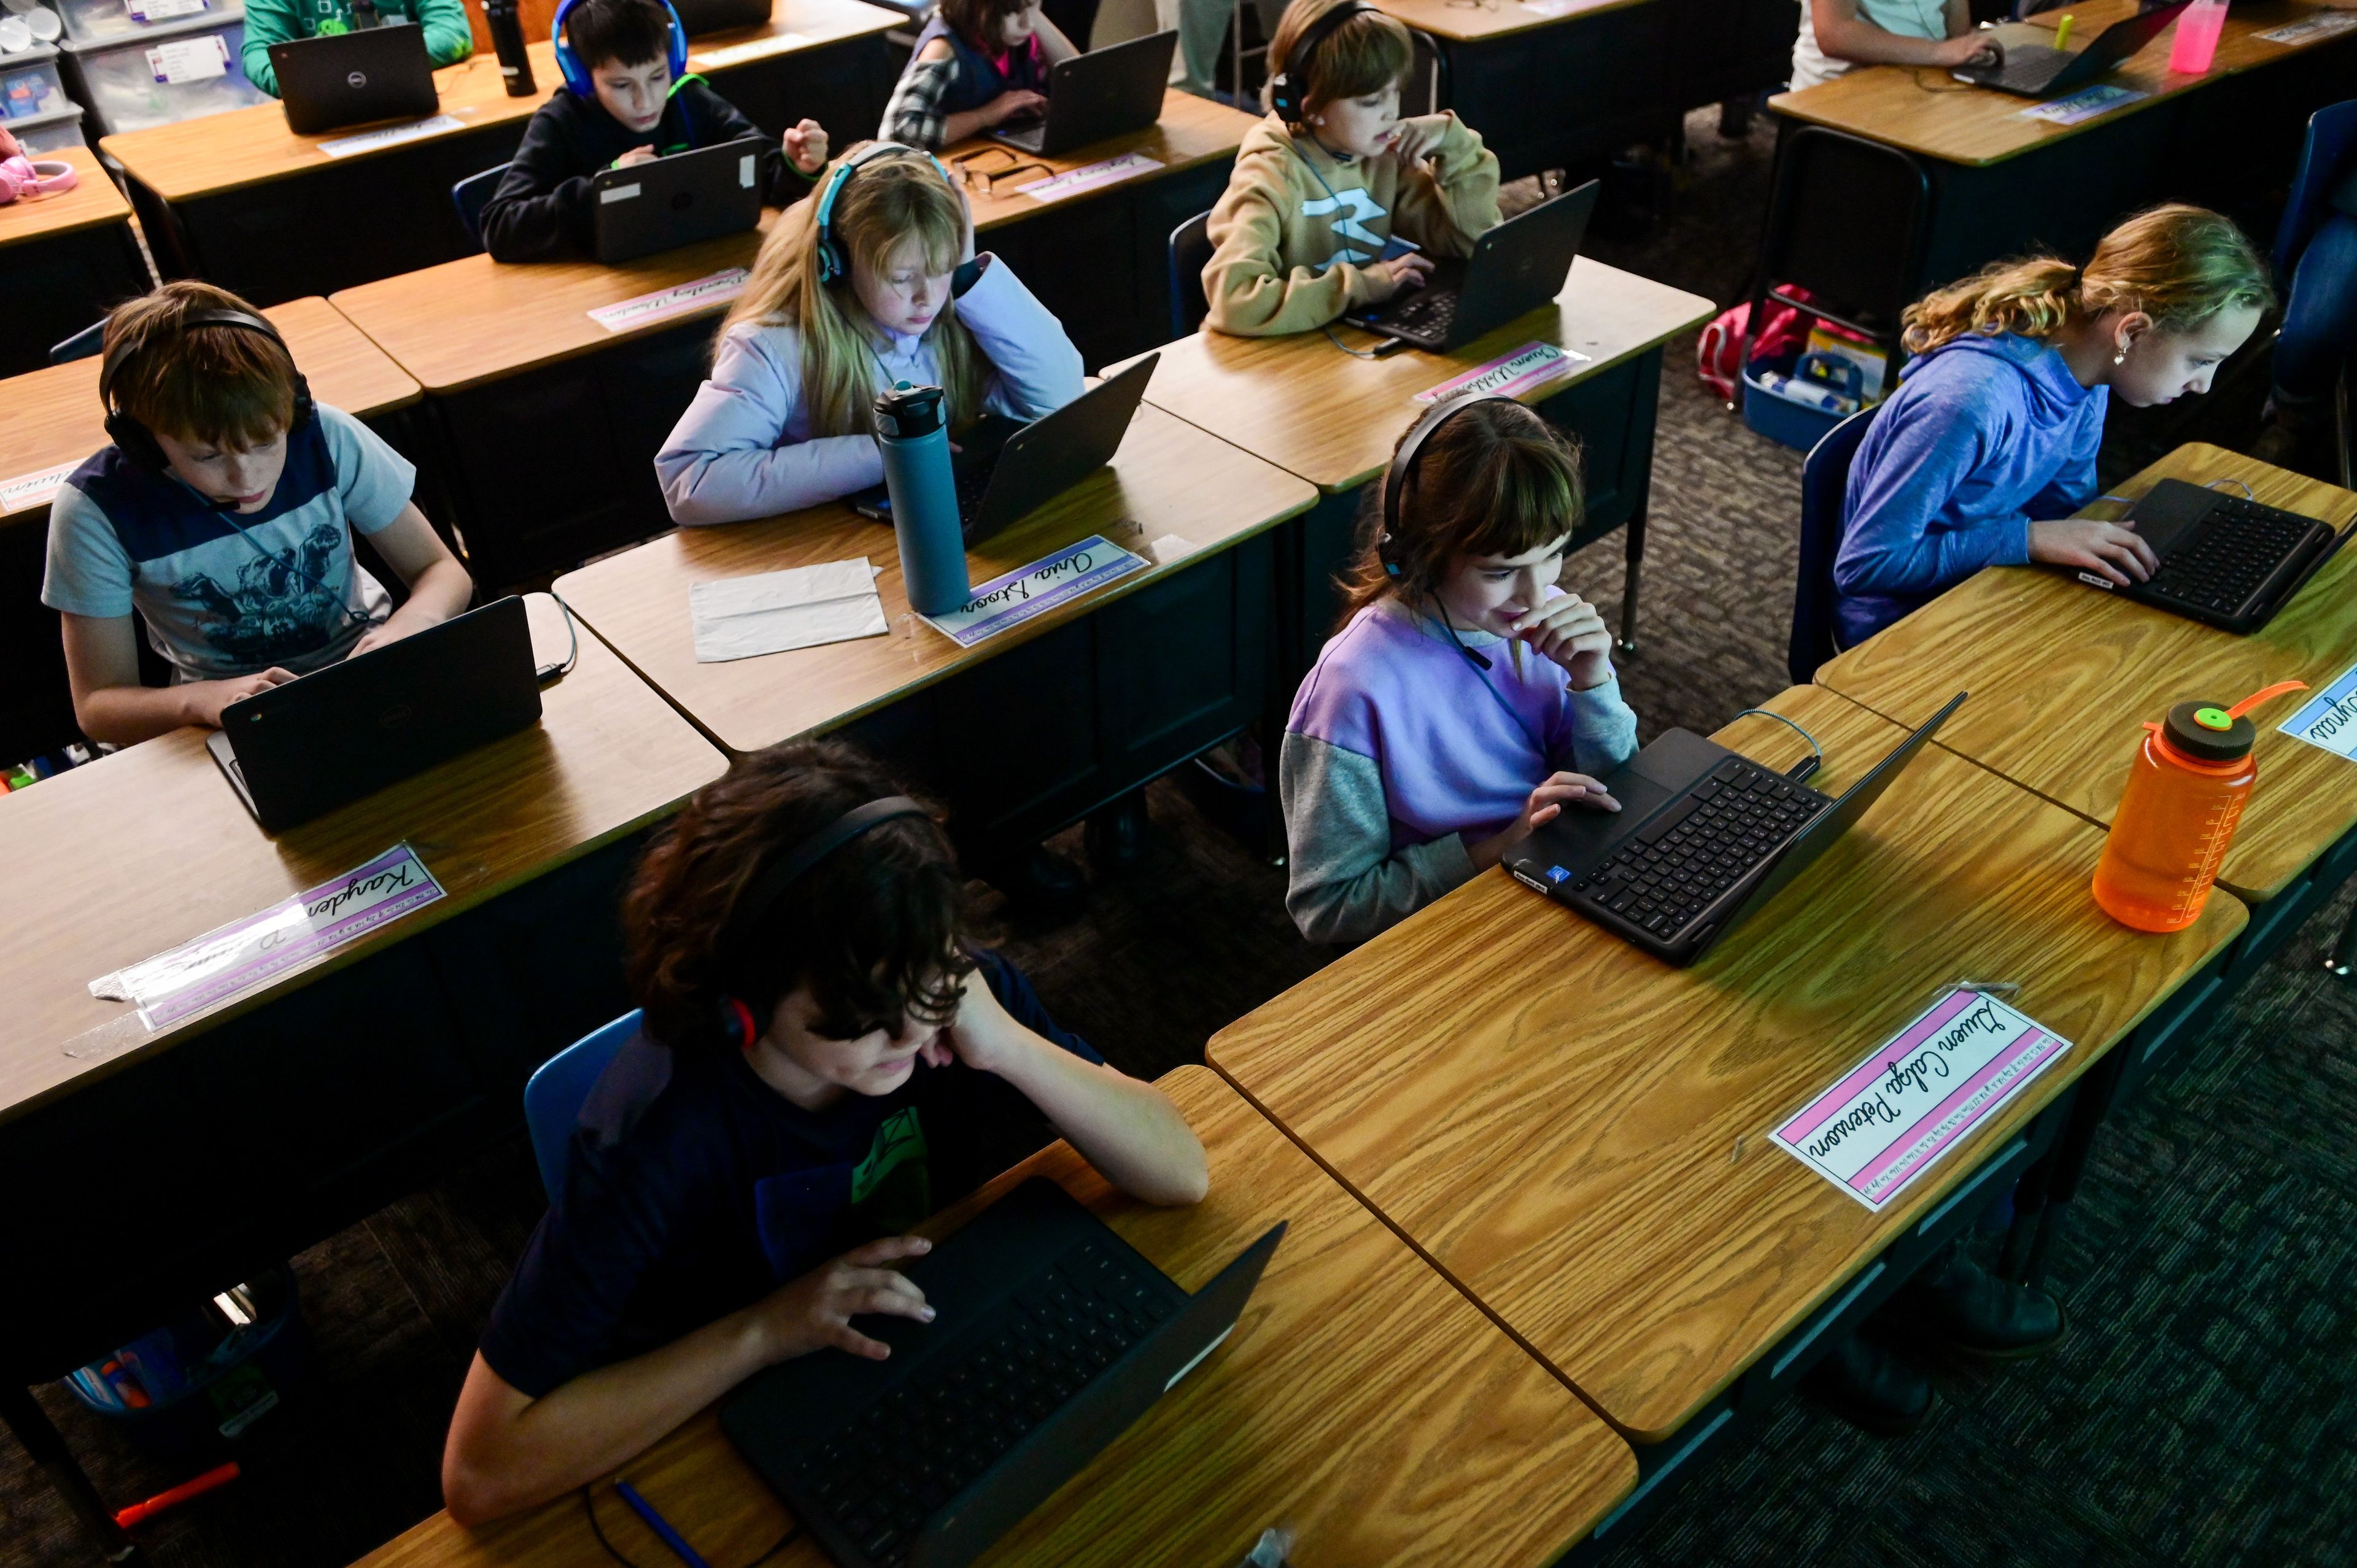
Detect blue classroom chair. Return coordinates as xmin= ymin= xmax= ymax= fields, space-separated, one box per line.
xmin=523 ymin=1008 xmax=641 ymax=1203
xmin=1167 ymin=209 xmax=1213 ymax=338
xmin=1786 ymin=404 xmax=1876 ymax=686
xmin=49 ymin=320 xmax=105 ymax=365
xmin=452 ymin=163 xmax=513 ymax=255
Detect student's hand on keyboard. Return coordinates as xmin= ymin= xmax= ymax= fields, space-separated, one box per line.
xmin=757 ymin=1235 xmax=938 ymax=1363
xmin=1509 ymin=591 xmax=1615 ymax=690
xmin=1932 ymin=33 xmax=2000 ymax=68
xmin=1468 ymin=771 xmax=1621 ymax=870
xmin=612 ymin=144 xmax=659 ymax=169
xmin=784 ymin=119 xmax=829 ymax=176
xmin=193 ymin=667 xmax=297 ymax=728
xmin=1362 ymin=252 xmax=1434 ymax=301
xmin=981 ymin=88 xmax=1049 ymax=128
xmin=2030 ymin=517 xmax=2159 ymax=586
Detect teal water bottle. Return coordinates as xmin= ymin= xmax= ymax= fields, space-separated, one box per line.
xmin=873 ymin=383 xmax=970 ymax=616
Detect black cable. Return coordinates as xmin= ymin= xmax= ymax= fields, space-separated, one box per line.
xmin=540 ymin=589 xmax=582 ymax=684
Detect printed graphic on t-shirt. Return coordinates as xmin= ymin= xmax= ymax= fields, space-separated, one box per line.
xmin=751 ymin=1106 xmax=935 ymax=1283
xmin=850 ymin=1106 xmax=932 ymax=1235
xmin=169 ymin=518 xmax=349 ymax=665
xmin=1302 ymin=187 xmax=1388 ymax=269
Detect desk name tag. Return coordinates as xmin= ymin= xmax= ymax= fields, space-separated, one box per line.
xmin=919 ymin=535 xmax=1148 ymax=647
xmin=319 ymin=113 xmax=468 ymax=159
xmin=2258 ymin=11 xmax=2357 ymax=44
xmin=88 ymin=844 xmax=447 ymax=1030
xmin=1 ymin=460 xmax=80 ymax=515
xmin=128 ymin=0 xmax=207 ymax=20
xmin=2018 ymin=83 xmax=2146 ymax=128
xmin=587 ymin=267 xmax=752 ymax=333
xmin=1013 ymin=152 xmax=1164 ymax=206
xmin=691 ymin=30 xmax=811 ymax=68
xmin=1414 ymin=341 xmax=1587 ymax=406
xmin=1770 ymin=989 xmax=2072 ymax=1214
xmin=2279 ymin=661 xmax=2357 ymax=763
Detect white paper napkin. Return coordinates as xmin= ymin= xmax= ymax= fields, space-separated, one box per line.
xmin=691 ymin=558 xmax=888 ymax=663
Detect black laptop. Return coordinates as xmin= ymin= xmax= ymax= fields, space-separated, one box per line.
xmin=670 ymin=0 xmax=772 ymax=34
xmin=271 ymin=25 xmax=439 ymax=136
xmin=988 ymin=30 xmax=1176 ymax=156
xmin=1507 ymin=693 xmax=1967 ymax=966
xmin=1345 ymin=179 xmax=1598 ymax=352
xmin=591 ymin=136 xmax=767 ymax=264
xmin=852 ymin=353 xmax=1156 ymax=544
xmin=2067 ymin=478 xmax=2352 ymax=632
xmin=722 ymin=1177 xmax=1285 ymax=1568
xmin=206 ymin=595 xmax=543 ymax=833
xmin=1951 ymin=2 xmax=2187 ymax=96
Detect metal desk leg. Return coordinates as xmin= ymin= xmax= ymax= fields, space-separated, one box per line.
xmin=1617 ymin=495 xmax=1648 ymax=654
xmin=0 ymin=1382 xmax=140 ymax=1564
xmin=2011 ymin=1045 xmax=2129 ymax=1289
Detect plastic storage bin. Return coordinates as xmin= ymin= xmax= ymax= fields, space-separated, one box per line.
xmin=58 ymin=6 xmax=260 ymax=136
xmin=7 ymin=99 xmax=83 ymax=149
xmin=52 ymin=0 xmax=229 ymax=47
xmin=64 ymin=1267 xmax=308 ymax=1458
xmin=0 ymin=45 xmax=66 ymax=118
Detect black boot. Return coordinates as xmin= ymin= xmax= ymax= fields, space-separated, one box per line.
xmin=1800 ymin=1334 xmax=1933 ymax=1437
xmin=1892 ymin=1242 xmax=2065 ymax=1361
xmin=1084 ymin=790 xmax=1153 ymax=873
xmin=997 ymin=844 xmax=1087 ymax=922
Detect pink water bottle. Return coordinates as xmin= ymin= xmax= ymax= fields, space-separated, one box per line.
xmin=2168 ymin=0 xmax=2229 ymax=74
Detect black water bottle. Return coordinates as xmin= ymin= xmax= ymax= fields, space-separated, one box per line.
xmin=350 ymin=0 xmax=379 ymax=27
xmin=486 ymin=0 xmax=536 ymax=95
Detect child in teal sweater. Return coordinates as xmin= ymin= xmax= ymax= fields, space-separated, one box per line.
xmin=241 ymin=0 xmax=475 ymax=99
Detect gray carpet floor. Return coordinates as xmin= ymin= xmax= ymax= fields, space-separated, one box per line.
xmin=4 ymin=108 xmax=2350 ymax=1567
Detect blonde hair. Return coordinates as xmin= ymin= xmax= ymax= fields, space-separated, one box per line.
xmin=1263 ymin=0 xmax=1414 ymax=126
xmin=721 ymin=145 xmax=990 ymax=439
xmin=1337 ymin=400 xmax=1584 ymax=625
xmin=1901 ymin=204 xmax=2274 ymax=357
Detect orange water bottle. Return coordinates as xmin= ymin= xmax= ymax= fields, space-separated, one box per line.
xmin=2091 ymin=681 xmax=2306 ymax=932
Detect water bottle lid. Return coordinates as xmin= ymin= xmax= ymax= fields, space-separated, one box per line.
xmin=873 ymin=382 xmax=946 ymax=439
xmin=2163 ymin=701 xmax=2253 ymax=762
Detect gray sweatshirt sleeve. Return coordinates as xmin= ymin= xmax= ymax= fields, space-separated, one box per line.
xmin=1279 ymin=730 xmax=1479 ymax=948
xmin=1557 ymin=675 xmax=1640 ymax=776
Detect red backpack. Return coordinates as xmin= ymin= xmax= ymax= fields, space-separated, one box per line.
xmin=1695 ymin=287 xmax=1825 ymax=401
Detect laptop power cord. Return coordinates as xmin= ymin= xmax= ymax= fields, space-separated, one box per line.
xmin=1730 ymin=707 xmax=1825 ymax=784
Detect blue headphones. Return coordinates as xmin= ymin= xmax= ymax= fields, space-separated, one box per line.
xmin=552 ymin=0 xmax=688 ymax=98
xmin=1268 ymin=0 xmax=1374 ymax=123
xmin=813 ymin=141 xmax=954 ymax=287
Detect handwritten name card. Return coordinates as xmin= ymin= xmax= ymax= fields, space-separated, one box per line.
xmin=1414 ymin=341 xmax=1587 ymax=406
xmin=587 ymin=268 xmax=751 ymax=332
xmin=1014 ymin=152 xmax=1164 ymax=206
xmin=920 ymin=535 xmax=1147 ymax=647
xmin=2280 ymin=660 xmax=2357 ymax=763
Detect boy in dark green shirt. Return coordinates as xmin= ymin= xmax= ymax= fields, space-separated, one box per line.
xmin=241 ymin=0 xmax=475 ymax=99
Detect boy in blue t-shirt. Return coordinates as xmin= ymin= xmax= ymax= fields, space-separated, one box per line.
xmin=42 ymin=282 xmax=474 ymax=749
xmin=439 ymin=740 xmax=1209 ymax=1526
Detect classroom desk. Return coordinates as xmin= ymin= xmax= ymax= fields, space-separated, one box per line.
xmin=1764 ymin=0 xmax=2357 ymax=304
xmin=555 ymin=404 xmax=1318 ymax=849
xmin=1122 ymin=255 xmax=1713 ymax=668
xmin=1817 ymin=442 xmax=2357 ymax=970
xmin=331 ymin=95 xmax=1260 ymax=589
xmin=1207 ymin=685 xmax=2245 ymax=1540
xmin=0 ymin=296 xmax=423 ymax=766
xmin=0 ymin=139 xmax=150 ymax=379
xmin=1376 ymin=0 xmax=1800 ymax=182
xmin=103 ymin=0 xmax=903 ymax=306
xmin=350 ymin=1067 xmax=1637 ymax=1568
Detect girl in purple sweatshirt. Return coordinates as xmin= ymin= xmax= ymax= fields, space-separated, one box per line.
xmin=1835 ymin=204 xmax=2274 ymax=647
xmin=1280 ymin=398 xmax=1638 ymax=946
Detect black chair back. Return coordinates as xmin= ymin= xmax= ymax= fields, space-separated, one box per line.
xmin=1167 ymin=209 xmax=1214 ymax=338
xmin=1748 ymin=126 xmax=1931 ymax=392
xmin=1789 ymin=404 xmax=1877 ymax=684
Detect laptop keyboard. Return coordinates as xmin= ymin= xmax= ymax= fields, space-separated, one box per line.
xmin=787 ymin=1238 xmax=1178 ymax=1567
xmin=2143 ymin=496 xmax=2316 ymax=616
xmin=951 ymin=461 xmax=991 ymax=527
xmin=1387 ymin=289 xmax=1458 ymax=333
xmin=1560 ymin=758 xmax=1828 ymax=941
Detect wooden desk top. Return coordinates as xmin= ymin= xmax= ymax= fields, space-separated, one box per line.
xmin=0 ymin=141 xmax=132 ymax=248
xmin=0 ymin=593 xmax=726 ymax=1126
xmin=1123 ymin=257 xmax=1714 ymax=494
xmin=0 ymin=297 xmax=422 ymax=530
xmin=1207 ymin=685 xmax=2247 ymax=1441
xmin=686 ymin=0 xmax=904 ymax=71
xmin=350 ymin=1066 xmax=1636 ymax=1568
xmin=333 ymin=96 xmax=1254 ymax=395
xmin=1817 ymin=443 xmax=2357 ymax=903
xmin=553 ymin=403 xmax=1318 ymax=755
xmin=943 ymin=90 xmax=1259 ymax=229
xmin=1769 ymin=0 xmax=2357 ymax=167
xmin=1369 ymin=0 xmax=1652 ymax=46
xmin=104 ymin=44 xmax=562 ymax=203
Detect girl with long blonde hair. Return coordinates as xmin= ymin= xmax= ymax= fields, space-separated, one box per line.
xmin=657 ymin=142 xmax=1084 ymax=525
xmin=1835 ymin=203 xmax=2273 ymax=646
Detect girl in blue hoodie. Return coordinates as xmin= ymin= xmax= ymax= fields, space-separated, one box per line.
xmin=1835 ymin=205 xmax=2274 ymax=646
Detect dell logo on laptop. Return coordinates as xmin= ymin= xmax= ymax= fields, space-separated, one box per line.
xmin=348 ymin=70 xmax=368 ymax=88
xmin=376 ymin=701 xmax=414 ymax=729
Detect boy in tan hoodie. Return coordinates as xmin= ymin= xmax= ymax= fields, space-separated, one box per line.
xmin=1203 ymin=0 xmax=1501 ymax=337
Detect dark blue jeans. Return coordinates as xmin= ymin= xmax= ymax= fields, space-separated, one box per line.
xmin=2275 ymin=210 xmax=2357 ymax=411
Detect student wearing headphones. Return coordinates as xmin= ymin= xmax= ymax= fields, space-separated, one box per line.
xmin=1279 ymin=397 xmax=1636 ymax=946
xmin=41 ymin=282 xmax=473 ymax=749
xmin=1202 ymin=0 xmax=1499 ymax=338
xmin=656 ymin=140 xmax=1085 ymax=525
xmin=478 ymin=0 xmax=830 ymax=263
xmin=438 ymin=738 xmax=1206 ymax=1524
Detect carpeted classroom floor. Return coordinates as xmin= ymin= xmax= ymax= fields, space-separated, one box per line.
xmin=4 ymin=107 xmax=2349 ymax=1567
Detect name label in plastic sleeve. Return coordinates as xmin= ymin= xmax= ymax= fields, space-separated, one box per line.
xmin=1771 ymin=989 xmax=2072 ymax=1213
xmin=1 ymin=460 xmax=79 ymax=514
xmin=128 ymin=0 xmax=209 ymax=20
xmin=2258 ymin=11 xmax=2357 ymax=44
xmin=318 ymin=113 xmax=468 ymax=158
xmin=2280 ymin=660 xmax=2357 ymax=762
xmin=88 ymin=844 xmax=447 ymax=1030
xmin=1014 ymin=152 xmax=1163 ymax=205
xmin=1414 ymin=341 xmax=1587 ymax=406
xmin=2018 ymin=83 xmax=2146 ymax=127
xmin=587 ymin=267 xmax=751 ymax=332
xmin=147 ymin=34 xmax=229 ymax=84
xmin=920 ymin=535 xmax=1148 ymax=647
xmin=691 ymin=30 xmax=811 ymax=67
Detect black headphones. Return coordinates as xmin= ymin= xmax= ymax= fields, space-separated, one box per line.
xmin=1379 ymin=393 xmax=1525 ymax=671
xmin=100 ymin=308 xmax=314 ymax=473
xmin=1268 ymin=0 xmax=1374 ymax=123
xmin=713 ymin=795 xmax=935 ymax=1049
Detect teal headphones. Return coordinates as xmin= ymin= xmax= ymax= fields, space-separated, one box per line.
xmin=814 ymin=142 xmax=953 ymax=287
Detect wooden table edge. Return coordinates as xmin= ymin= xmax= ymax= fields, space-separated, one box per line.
xmin=1373 ymin=0 xmax=1658 ymax=48
xmin=0 ymin=144 xmax=133 ymax=243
